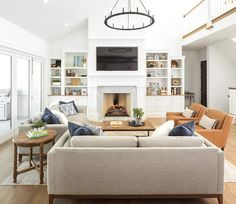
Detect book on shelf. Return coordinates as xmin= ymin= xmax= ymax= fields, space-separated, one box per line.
xmin=27 ymin=130 xmax=49 ymax=139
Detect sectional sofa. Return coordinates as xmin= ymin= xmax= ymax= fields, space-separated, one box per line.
xmin=47 ymin=132 xmax=224 ymax=204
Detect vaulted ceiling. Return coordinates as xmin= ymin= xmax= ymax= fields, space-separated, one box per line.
xmin=0 ymin=0 xmax=198 ymax=42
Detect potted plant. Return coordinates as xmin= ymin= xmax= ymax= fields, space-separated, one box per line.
xmin=133 ymin=108 xmax=144 ymax=125
xmin=32 ymin=120 xmax=46 ymax=132
xmin=52 ymin=79 xmax=61 ymax=86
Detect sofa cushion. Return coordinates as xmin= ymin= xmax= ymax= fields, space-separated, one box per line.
xmin=206 ymin=109 xmax=226 ymax=129
xmin=68 ymin=122 xmax=92 ymax=136
xmin=169 ymin=121 xmax=195 ymax=136
xmin=71 ymin=136 xmax=138 ymax=147
xmin=138 ymin=136 xmax=204 ymax=147
xmin=182 ymin=107 xmax=194 ymax=118
xmin=151 ymin=120 xmax=174 ymax=137
xmin=199 ymin=115 xmax=217 ymax=129
xmin=42 ymin=108 xmax=60 ymax=124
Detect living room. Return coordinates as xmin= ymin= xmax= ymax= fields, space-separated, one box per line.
xmin=0 ymin=0 xmax=236 ymax=204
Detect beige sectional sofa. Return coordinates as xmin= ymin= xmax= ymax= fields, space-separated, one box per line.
xmin=47 ymin=132 xmax=224 ymax=204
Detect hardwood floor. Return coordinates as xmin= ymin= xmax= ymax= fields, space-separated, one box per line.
xmin=0 ymin=118 xmax=236 ymax=204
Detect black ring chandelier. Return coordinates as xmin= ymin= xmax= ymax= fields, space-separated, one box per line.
xmin=104 ymin=0 xmax=155 ymax=31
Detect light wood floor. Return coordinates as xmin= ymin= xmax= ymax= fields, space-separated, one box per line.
xmin=0 ymin=118 xmax=236 ymax=204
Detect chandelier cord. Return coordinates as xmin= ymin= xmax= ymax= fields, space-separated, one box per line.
xmin=111 ymin=0 xmax=120 ymax=12
xmin=139 ymin=0 xmax=149 ymax=14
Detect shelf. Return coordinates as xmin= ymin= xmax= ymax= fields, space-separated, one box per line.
xmin=146 ymin=68 xmax=168 ymax=70
xmin=65 ymin=67 xmax=87 ymax=70
xmin=51 ymin=86 xmax=61 ymax=88
xmin=65 ymin=85 xmax=87 ymax=88
xmin=147 ymin=77 xmax=168 ymax=79
xmin=171 ymin=77 xmax=182 ymax=78
xmin=51 ymin=76 xmax=61 ymax=78
xmin=146 ymin=60 xmax=168 ymax=62
xmin=171 ymin=86 xmax=182 ymax=87
xmin=50 ymin=68 xmax=61 ymax=70
xmin=171 ymin=68 xmax=182 ymax=70
xmin=48 ymin=94 xmax=88 ymax=96
xmin=65 ymin=77 xmax=87 ymax=79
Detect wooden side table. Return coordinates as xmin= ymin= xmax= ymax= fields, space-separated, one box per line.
xmin=12 ymin=129 xmax=57 ymax=184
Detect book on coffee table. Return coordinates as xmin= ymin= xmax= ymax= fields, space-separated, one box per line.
xmin=110 ymin=121 xmax=123 ymax=127
xmin=27 ymin=130 xmax=49 ymax=139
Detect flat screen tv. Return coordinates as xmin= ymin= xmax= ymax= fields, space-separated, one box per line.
xmin=96 ymin=47 xmax=138 ymax=71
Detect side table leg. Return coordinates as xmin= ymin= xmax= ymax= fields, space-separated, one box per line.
xmin=13 ymin=143 xmax=17 ymax=183
xmin=39 ymin=143 xmax=44 ymax=184
xmin=29 ymin=147 xmax=33 ymax=167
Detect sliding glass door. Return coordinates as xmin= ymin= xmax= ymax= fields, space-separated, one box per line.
xmin=32 ymin=60 xmax=43 ymax=115
xmin=0 ymin=53 xmax=12 ymax=135
xmin=16 ymin=57 xmax=30 ymax=124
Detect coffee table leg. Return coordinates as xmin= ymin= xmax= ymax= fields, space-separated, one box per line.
xmin=39 ymin=143 xmax=44 ymax=184
xmin=147 ymin=131 xmax=150 ymax=136
xmin=13 ymin=143 xmax=17 ymax=183
xmin=29 ymin=147 xmax=33 ymax=167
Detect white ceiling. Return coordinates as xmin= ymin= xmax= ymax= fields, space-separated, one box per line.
xmin=0 ymin=0 xmax=198 ymax=42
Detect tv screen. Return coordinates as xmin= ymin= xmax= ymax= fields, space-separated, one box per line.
xmin=96 ymin=47 xmax=138 ymax=71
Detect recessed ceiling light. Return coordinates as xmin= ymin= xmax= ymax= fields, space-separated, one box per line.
xmin=232 ymin=37 xmax=236 ymax=43
xmin=64 ymin=23 xmax=69 ymax=27
xmin=43 ymin=0 xmax=49 ymax=3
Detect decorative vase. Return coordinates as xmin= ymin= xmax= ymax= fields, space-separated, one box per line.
xmin=135 ymin=118 xmax=142 ymax=126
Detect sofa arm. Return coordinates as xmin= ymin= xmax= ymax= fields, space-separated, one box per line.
xmin=166 ymin=112 xmax=182 ymax=116
xmin=196 ymin=129 xmax=225 ymax=148
xmin=177 ymin=118 xmax=200 ymax=125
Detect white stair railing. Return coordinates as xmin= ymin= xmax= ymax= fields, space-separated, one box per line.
xmin=183 ymin=0 xmax=236 ymax=37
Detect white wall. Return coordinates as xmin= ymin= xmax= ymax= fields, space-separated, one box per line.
xmin=0 ymin=17 xmax=49 ymax=57
xmin=207 ymin=40 xmax=236 ymax=112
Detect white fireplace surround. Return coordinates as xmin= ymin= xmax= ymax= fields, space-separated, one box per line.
xmin=98 ymin=86 xmax=137 ymax=120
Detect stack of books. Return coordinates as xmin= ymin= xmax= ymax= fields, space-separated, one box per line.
xmin=27 ymin=130 xmax=49 ymax=139
xmin=110 ymin=121 xmax=123 ymax=127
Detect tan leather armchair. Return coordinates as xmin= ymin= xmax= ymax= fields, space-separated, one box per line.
xmin=178 ymin=109 xmax=233 ymax=150
xmin=166 ymin=103 xmax=207 ymax=125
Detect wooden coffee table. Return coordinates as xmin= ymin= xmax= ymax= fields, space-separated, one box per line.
xmin=102 ymin=120 xmax=155 ymax=136
xmin=12 ymin=129 xmax=57 ymax=184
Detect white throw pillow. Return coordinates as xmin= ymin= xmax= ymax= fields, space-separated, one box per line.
xmin=51 ymin=110 xmax=68 ymax=124
xmin=151 ymin=120 xmax=175 ymax=137
xmin=199 ymin=115 xmax=217 ymax=129
xmin=182 ymin=107 xmax=194 ymax=118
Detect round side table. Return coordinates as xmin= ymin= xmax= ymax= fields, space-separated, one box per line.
xmin=12 ymin=129 xmax=57 ymax=184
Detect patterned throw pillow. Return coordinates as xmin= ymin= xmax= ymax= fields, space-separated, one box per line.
xmin=59 ymin=103 xmax=77 ymax=116
xmin=199 ymin=115 xmax=217 ymax=129
xmin=84 ymin=123 xmax=104 ymax=136
xmin=59 ymin=101 xmax=79 ymax=113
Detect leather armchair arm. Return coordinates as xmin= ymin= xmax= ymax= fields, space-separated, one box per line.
xmin=196 ymin=129 xmax=225 ymax=148
xmin=166 ymin=112 xmax=182 ymax=116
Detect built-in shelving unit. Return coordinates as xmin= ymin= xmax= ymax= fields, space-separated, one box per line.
xmin=145 ymin=51 xmax=185 ymax=117
xmin=64 ymin=52 xmax=88 ymax=96
xmin=50 ymin=59 xmax=62 ymax=95
xmin=146 ymin=52 xmax=184 ymax=96
xmin=48 ymin=52 xmax=88 ymax=96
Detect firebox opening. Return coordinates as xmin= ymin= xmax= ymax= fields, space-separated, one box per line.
xmin=103 ymin=93 xmax=130 ymax=117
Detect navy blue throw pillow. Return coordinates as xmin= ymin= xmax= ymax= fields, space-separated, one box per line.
xmin=42 ymin=108 xmax=60 ymax=124
xmin=169 ymin=121 xmax=195 ymax=136
xmin=68 ymin=122 xmax=92 ymax=137
xmin=59 ymin=101 xmax=79 ymax=113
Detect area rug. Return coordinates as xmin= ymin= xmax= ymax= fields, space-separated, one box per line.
xmin=1 ymin=159 xmax=236 ymax=185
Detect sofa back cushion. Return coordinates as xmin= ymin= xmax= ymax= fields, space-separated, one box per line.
xmin=138 ymin=136 xmax=204 ymax=147
xmin=71 ymin=136 xmax=137 ymax=147
xmin=206 ymin=109 xmax=227 ymax=129
xmin=190 ymin=103 xmax=207 ymax=118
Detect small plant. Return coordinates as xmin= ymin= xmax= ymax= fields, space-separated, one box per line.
xmin=52 ymin=79 xmax=61 ymax=83
xmin=133 ymin=108 xmax=144 ymax=119
xmin=32 ymin=120 xmax=46 ymax=129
